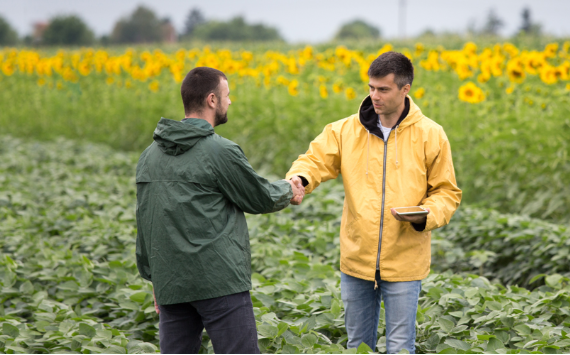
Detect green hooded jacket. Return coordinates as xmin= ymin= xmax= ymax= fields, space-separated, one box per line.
xmin=135 ymin=118 xmax=293 ymax=305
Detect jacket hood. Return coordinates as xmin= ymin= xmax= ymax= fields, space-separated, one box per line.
xmin=358 ymin=95 xmax=423 ymax=138
xmin=153 ymin=118 xmax=214 ymax=156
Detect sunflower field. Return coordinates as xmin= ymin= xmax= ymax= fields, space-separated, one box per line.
xmin=1 ymin=40 xmax=570 ymax=353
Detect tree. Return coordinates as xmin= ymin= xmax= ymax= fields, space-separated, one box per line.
xmin=42 ymin=15 xmax=94 ymax=46
xmin=192 ymin=17 xmax=282 ymax=41
xmin=0 ymin=16 xmax=18 ymax=45
xmin=480 ymin=9 xmax=504 ymax=36
xmin=182 ymin=8 xmax=206 ymax=37
xmin=111 ymin=6 xmax=162 ymax=43
xmin=518 ymin=7 xmax=542 ymax=36
xmin=334 ymin=19 xmax=381 ymax=41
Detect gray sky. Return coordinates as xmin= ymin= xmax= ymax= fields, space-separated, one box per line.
xmin=1 ymin=0 xmax=569 ymax=42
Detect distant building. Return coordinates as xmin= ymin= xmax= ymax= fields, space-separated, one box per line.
xmin=33 ymin=22 xmax=48 ymax=44
xmin=161 ymin=19 xmax=176 ymax=43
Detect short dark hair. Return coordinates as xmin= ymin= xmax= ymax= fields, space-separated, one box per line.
xmin=181 ymin=67 xmax=227 ymax=115
xmin=368 ymin=51 xmax=414 ymax=89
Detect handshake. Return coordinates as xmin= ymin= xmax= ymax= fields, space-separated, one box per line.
xmin=285 ymin=175 xmax=305 ymax=205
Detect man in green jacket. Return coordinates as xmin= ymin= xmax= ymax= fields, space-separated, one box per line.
xmin=135 ymin=67 xmax=304 ymax=354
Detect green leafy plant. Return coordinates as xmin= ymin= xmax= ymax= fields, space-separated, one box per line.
xmin=432 ymin=207 xmax=570 ymax=287
xmin=1 ymin=137 xmax=570 ymax=354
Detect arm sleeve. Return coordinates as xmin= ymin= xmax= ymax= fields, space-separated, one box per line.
xmin=417 ymin=128 xmax=462 ymax=232
xmin=285 ymin=123 xmax=341 ymax=194
xmin=213 ymin=142 xmax=293 ymax=214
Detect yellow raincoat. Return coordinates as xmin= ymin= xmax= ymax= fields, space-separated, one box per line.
xmin=286 ymin=95 xmax=462 ymax=282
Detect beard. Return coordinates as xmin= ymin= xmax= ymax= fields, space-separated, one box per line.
xmin=214 ymin=102 xmax=228 ymax=127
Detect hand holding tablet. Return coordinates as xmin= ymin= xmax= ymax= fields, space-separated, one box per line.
xmin=390 ymin=206 xmax=430 ymax=224
xmin=392 ymin=206 xmax=429 ymax=216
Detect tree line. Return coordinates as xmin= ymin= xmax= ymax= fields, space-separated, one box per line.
xmin=0 ymin=6 xmax=285 ymax=46
xmin=0 ymin=6 xmax=544 ymax=46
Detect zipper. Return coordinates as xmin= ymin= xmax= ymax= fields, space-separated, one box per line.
xmin=375 ymin=131 xmax=390 ymax=272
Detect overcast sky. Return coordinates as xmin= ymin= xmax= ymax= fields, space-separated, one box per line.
xmin=1 ymin=0 xmax=569 ymax=42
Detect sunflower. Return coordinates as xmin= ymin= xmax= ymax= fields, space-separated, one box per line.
xmin=413 ymin=87 xmax=425 ymax=99
xmin=477 ymin=71 xmax=491 ymax=83
xmin=539 ymin=66 xmax=558 ymax=85
xmin=506 ymin=60 xmax=525 ymax=83
xmin=319 ymin=85 xmax=328 ymax=99
xmin=458 ymin=82 xmax=485 ymax=104
xmin=288 ymin=79 xmax=299 ymax=96
xmin=148 ymin=80 xmax=159 ymax=93
xmin=78 ymin=61 xmax=90 ymax=76
xmin=414 ymin=42 xmax=424 ymax=57
xmin=276 ymin=76 xmax=289 ymax=86
xmin=332 ymin=82 xmax=344 ymax=94
xmin=345 ymin=87 xmax=356 ymax=100
xmin=554 ymin=65 xmax=569 ymax=81
xmin=463 ymin=42 xmax=478 ymax=56
xmin=544 ymin=43 xmax=559 ymax=58
xmin=502 ymin=43 xmax=519 ymax=58
xmin=523 ymin=52 xmax=545 ymax=75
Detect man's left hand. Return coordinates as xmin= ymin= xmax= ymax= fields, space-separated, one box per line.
xmin=153 ymin=290 xmax=160 ymax=314
xmin=390 ymin=208 xmax=429 ymax=224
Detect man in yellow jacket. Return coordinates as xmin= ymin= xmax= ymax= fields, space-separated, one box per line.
xmin=286 ymin=51 xmax=462 ymax=353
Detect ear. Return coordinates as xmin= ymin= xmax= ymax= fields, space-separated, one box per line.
xmin=402 ymin=84 xmax=411 ymax=96
xmin=206 ymin=92 xmax=217 ymax=109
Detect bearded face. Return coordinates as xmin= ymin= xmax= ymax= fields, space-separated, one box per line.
xmin=214 ymin=98 xmax=228 ymax=126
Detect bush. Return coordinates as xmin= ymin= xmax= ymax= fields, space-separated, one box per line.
xmin=193 ymin=17 xmax=283 ymax=42
xmin=334 ymin=19 xmax=381 ymax=40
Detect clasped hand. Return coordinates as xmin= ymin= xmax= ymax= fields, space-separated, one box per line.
xmin=286 ymin=176 xmax=305 ymax=205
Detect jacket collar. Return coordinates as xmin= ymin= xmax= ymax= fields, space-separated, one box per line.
xmin=358 ymin=95 xmax=423 ymax=139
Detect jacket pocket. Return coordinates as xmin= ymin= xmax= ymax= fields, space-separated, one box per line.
xmin=345 ymin=217 xmax=360 ymax=239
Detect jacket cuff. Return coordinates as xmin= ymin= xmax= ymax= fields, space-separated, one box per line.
xmin=286 ymin=172 xmax=310 ymax=188
xmin=411 ymin=221 xmax=426 ymax=232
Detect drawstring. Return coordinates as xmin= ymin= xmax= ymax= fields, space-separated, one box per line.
xmin=366 ymin=130 xmax=370 ymax=175
xmin=374 ymin=278 xmax=378 ymax=290
xmin=395 ymin=125 xmax=399 ymax=166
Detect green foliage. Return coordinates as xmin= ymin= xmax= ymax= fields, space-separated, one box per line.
xmin=432 ymin=207 xmax=570 ymax=288
xmin=193 ymin=17 xmax=283 ymax=42
xmin=0 ymin=16 xmax=18 ymax=46
xmin=334 ymin=20 xmax=381 ymax=41
xmin=1 ymin=136 xmax=570 ymax=353
xmin=417 ymin=272 xmax=570 ymax=354
xmin=42 ymin=15 xmax=94 ymax=46
xmin=111 ymin=6 xmax=163 ymax=44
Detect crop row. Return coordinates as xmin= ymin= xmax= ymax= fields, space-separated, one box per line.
xmin=0 ymin=137 xmax=569 ymax=353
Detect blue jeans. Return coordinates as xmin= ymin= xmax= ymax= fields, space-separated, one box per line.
xmin=158 ymin=291 xmax=260 ymax=354
xmin=341 ymin=271 xmax=421 ymax=354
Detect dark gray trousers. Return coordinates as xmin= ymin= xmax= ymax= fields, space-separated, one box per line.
xmin=158 ymin=291 xmax=260 ymax=354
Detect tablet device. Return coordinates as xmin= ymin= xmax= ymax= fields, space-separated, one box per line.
xmin=393 ymin=206 xmax=429 ymax=215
